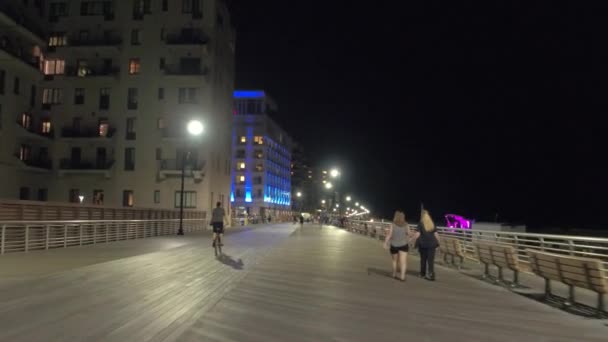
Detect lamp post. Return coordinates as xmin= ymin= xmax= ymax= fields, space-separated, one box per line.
xmin=178 ymin=120 xmax=204 ymax=236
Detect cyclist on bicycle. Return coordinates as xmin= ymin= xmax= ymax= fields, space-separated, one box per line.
xmin=211 ymin=202 xmax=225 ymax=247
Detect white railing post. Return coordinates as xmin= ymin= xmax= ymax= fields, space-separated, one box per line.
xmin=45 ymin=224 xmax=50 ymax=250
xmin=1 ymin=224 xmax=5 ymax=255
xmin=105 ymin=222 xmax=109 ymax=243
xmin=93 ymin=223 xmax=97 ymax=245
xmin=79 ymin=224 xmax=83 ymax=246
xmin=63 ymin=224 xmax=68 ymax=248
xmin=25 ymin=225 xmax=29 ymax=252
xmin=568 ymin=239 xmax=575 ymax=256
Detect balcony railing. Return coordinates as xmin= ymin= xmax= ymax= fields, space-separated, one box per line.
xmin=166 ymin=34 xmax=208 ymax=45
xmin=64 ymin=66 xmax=120 ymax=78
xmin=60 ymin=159 xmax=114 ymax=170
xmin=67 ymin=36 xmax=122 ymax=47
xmin=163 ymin=65 xmax=207 ymax=76
xmin=16 ymin=121 xmax=54 ymax=139
xmin=14 ymin=154 xmax=52 ymax=170
xmin=61 ymin=126 xmax=115 ymax=139
xmin=160 ymin=159 xmax=204 ymax=171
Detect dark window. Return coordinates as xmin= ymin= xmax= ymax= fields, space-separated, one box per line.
xmin=257 ymin=189 xmax=262 ymax=199
xmin=157 ymin=118 xmax=166 ymax=129
xmin=81 ymin=1 xmax=113 ymax=15
xmin=236 ymin=150 xmax=245 ymax=158
xmin=155 ymin=148 xmax=162 ymax=160
xmin=49 ymin=2 xmax=69 ymax=17
xmin=159 ymin=58 xmax=165 ymax=70
xmin=174 ymin=191 xmax=196 ymax=208
xmin=74 ymin=88 xmax=85 ymax=104
xmin=37 ymin=188 xmax=48 ymax=201
xmin=126 ymin=117 xmax=136 ymax=140
xmin=158 ymin=87 xmax=164 ymax=100
xmin=124 ymin=147 xmax=135 ymax=170
xmin=182 ymin=0 xmax=192 ymax=13
xmin=19 ymin=187 xmax=30 ymax=200
xmin=19 ymin=144 xmax=31 ymax=161
xmin=154 ymin=190 xmax=160 ymax=204
xmin=127 ymin=88 xmax=138 ymax=109
xmin=13 ymin=77 xmax=20 ymax=94
xmin=131 ymin=29 xmax=141 ymax=45
xmin=99 ymin=88 xmax=110 ymax=110
xmin=30 ymin=85 xmax=36 ymax=107
xmin=123 ymin=190 xmax=134 ymax=207
xmin=79 ymin=30 xmax=90 ymax=42
xmin=160 ymin=28 xmax=167 ymax=41
xmin=178 ymin=87 xmax=197 ymax=103
xmin=69 ymin=189 xmax=80 ymax=203
xmin=162 ymin=0 xmax=168 ymax=11
xmin=0 ymin=69 xmax=5 ymax=94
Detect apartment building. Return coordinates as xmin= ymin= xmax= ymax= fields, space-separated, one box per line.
xmin=0 ymin=0 xmax=235 ymax=215
xmin=232 ymin=90 xmax=292 ymax=221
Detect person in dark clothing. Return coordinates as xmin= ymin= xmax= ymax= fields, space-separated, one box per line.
xmin=299 ymin=214 xmax=304 ymax=225
xmin=414 ymin=209 xmax=440 ymax=281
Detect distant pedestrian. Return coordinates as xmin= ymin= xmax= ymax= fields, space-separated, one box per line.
xmin=299 ymin=214 xmax=304 ymax=225
xmin=414 ymin=209 xmax=440 ymax=281
xmin=384 ymin=211 xmax=409 ymax=281
xmin=268 ymin=215 xmax=272 ymax=223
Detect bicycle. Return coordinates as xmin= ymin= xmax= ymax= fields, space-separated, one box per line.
xmin=213 ymin=234 xmax=223 ymax=257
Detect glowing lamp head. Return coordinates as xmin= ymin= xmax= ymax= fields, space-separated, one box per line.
xmin=325 ymin=182 xmax=333 ymax=189
xmin=330 ymin=169 xmax=340 ymax=178
xmin=346 ymin=196 xmax=351 ymax=202
xmin=187 ymin=120 xmax=204 ymax=136
xmin=296 ymin=192 xmax=302 ymax=197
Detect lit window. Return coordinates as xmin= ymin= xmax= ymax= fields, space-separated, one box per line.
xmin=240 ymin=136 xmax=246 ymax=143
xmin=19 ymin=145 xmax=31 ymax=161
xmin=238 ymin=162 xmax=245 ymax=170
xmin=20 ymin=113 xmax=32 ymax=129
xmin=48 ymin=32 xmax=67 ymax=47
xmin=129 ymin=58 xmax=141 ymax=75
xmin=41 ymin=120 xmax=52 ymax=134
xmin=98 ymin=120 xmax=109 ymax=137
xmin=254 ymin=136 xmax=264 ymax=145
xmin=43 ymin=59 xmax=65 ymax=75
xmin=42 ymin=88 xmax=63 ymax=104
xmin=239 ymin=175 xmax=245 ymax=183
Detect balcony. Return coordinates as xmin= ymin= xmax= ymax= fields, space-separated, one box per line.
xmin=158 ymin=159 xmax=204 ymax=182
xmin=60 ymin=126 xmax=116 ymax=141
xmin=14 ymin=155 xmax=52 ymax=173
xmin=59 ymin=159 xmax=114 ymax=178
xmin=62 ymin=36 xmax=122 ymax=49
xmin=0 ymin=4 xmax=46 ymax=43
xmin=15 ymin=121 xmax=54 ymax=140
xmin=0 ymin=44 xmax=41 ymax=73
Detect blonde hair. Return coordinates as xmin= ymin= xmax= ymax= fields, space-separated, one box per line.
xmin=393 ymin=211 xmax=407 ymax=227
xmin=421 ymin=210 xmax=435 ymax=232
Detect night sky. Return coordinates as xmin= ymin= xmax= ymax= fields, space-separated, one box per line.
xmin=231 ymin=1 xmax=608 ymax=231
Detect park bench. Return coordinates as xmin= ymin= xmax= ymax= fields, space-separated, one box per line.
xmin=475 ymin=242 xmax=522 ymax=286
xmin=440 ymin=237 xmax=466 ymax=269
xmin=526 ymin=249 xmax=607 ymax=316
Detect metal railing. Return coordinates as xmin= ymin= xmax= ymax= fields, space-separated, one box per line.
xmin=347 ymin=220 xmax=608 ymax=273
xmin=0 ymin=219 xmax=207 ymax=255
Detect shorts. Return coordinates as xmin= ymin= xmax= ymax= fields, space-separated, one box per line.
xmin=212 ymin=222 xmax=224 ymax=234
xmin=390 ymin=244 xmax=409 ymax=255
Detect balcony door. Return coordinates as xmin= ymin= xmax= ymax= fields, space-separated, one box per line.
xmin=71 ymin=147 xmax=81 ymax=164
xmin=96 ymin=148 xmax=106 ymax=168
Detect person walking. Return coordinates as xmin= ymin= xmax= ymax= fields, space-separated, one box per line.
xmin=383 ymin=211 xmax=409 ymax=281
xmin=414 ymin=209 xmax=440 ymax=280
xmin=210 ymin=202 xmax=226 ymax=248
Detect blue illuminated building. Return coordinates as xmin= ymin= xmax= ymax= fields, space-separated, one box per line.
xmin=231 ymin=90 xmax=293 ymax=221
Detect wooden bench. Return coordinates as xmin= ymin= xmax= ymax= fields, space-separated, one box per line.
xmin=475 ymin=242 xmax=522 ymax=286
xmin=440 ymin=238 xmax=465 ymax=269
xmin=527 ymin=249 xmax=607 ymax=315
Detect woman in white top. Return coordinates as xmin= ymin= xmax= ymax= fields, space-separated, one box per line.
xmin=383 ymin=211 xmax=410 ymax=281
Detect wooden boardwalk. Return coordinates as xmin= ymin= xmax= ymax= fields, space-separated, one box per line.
xmin=0 ymin=224 xmax=606 ymax=341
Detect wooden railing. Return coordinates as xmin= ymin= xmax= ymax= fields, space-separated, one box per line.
xmin=0 ymin=219 xmax=207 ymax=254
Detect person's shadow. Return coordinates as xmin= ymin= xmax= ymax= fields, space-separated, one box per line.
xmin=367 ymin=267 xmax=419 ymax=279
xmin=217 ymin=254 xmax=244 ymax=270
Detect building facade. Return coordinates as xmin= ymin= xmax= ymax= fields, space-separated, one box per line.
xmin=231 ymin=90 xmax=292 ymax=221
xmin=0 ymin=0 xmax=235 ymax=216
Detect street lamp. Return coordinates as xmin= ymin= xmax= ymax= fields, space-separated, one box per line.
xmin=346 ymin=196 xmax=351 ymax=202
xmin=325 ymin=182 xmax=333 ymax=189
xmin=178 ymin=119 xmax=204 ymax=236
xmin=297 ymin=192 xmax=302 ymax=197
xmin=355 ymin=202 xmax=359 ymax=206
xmin=330 ymin=169 xmax=340 ymax=178
xmin=321 ymin=199 xmax=326 ymax=204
